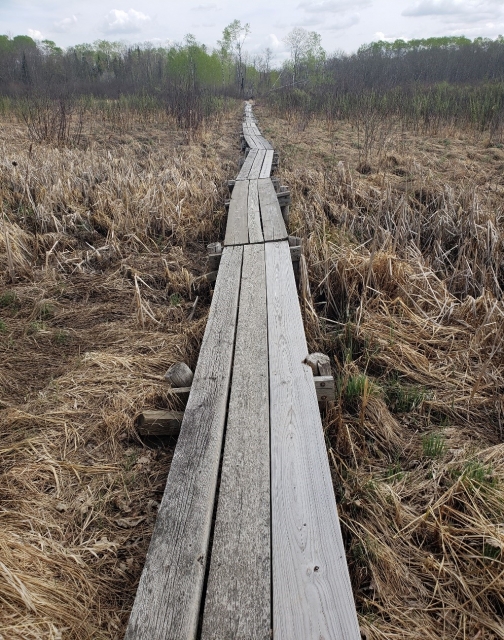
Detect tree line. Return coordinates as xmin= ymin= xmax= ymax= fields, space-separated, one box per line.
xmin=2 ymin=27 xmax=504 ymax=136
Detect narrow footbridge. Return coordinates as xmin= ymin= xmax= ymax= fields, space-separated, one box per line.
xmin=125 ymin=104 xmax=360 ymax=639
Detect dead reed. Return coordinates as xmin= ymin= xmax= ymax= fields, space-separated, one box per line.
xmin=258 ymin=104 xmax=504 ymax=639
xmin=0 ymin=103 xmax=241 ymax=638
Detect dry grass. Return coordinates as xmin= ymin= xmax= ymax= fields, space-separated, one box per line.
xmin=258 ymin=103 xmax=504 ymax=639
xmin=3 ymin=95 xmax=504 ymax=639
xmin=0 ymin=103 xmax=241 ymax=638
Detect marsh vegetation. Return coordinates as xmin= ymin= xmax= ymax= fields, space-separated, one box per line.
xmin=1 ymin=29 xmax=504 ymax=639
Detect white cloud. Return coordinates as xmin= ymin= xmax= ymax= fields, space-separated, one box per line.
xmin=373 ymin=31 xmax=405 ymax=41
xmin=53 ymin=15 xmax=77 ymax=33
xmin=27 ymin=28 xmax=43 ymax=40
xmin=103 ymin=9 xmax=151 ymax=34
xmin=269 ymin=33 xmax=284 ymax=49
xmin=299 ymin=0 xmax=371 ymax=13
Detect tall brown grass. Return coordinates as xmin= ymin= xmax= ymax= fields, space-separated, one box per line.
xmin=0 ymin=102 xmax=241 ymax=638
xmin=258 ymin=104 xmax=504 ymax=639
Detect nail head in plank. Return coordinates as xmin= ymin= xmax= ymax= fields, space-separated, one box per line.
xmin=248 ymin=179 xmax=263 ymax=244
xmin=125 ymin=245 xmax=244 ymax=640
xmin=313 ymin=375 xmax=336 ymax=401
xmin=202 ymin=243 xmax=270 ymax=640
xmin=265 ymin=241 xmax=360 ymax=640
xmin=258 ymin=178 xmax=288 ymax=242
xmin=224 ymin=180 xmax=249 ymax=246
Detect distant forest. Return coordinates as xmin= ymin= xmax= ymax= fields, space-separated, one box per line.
xmin=2 ymin=27 xmax=504 ymax=135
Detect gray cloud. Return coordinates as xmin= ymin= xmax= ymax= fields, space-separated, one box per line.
xmin=102 ymin=9 xmax=151 ymax=34
xmin=323 ymin=13 xmax=360 ymax=29
xmin=191 ymin=4 xmax=219 ymax=11
xmin=403 ymin=0 xmax=497 ymax=17
xmin=298 ymin=0 xmax=371 ymax=13
xmin=295 ymin=16 xmax=325 ymax=26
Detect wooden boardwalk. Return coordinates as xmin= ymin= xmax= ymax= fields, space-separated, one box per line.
xmin=125 ymin=104 xmax=360 ymax=640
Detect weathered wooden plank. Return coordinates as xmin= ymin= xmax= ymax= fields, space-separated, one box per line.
xmin=258 ymin=178 xmax=288 ymax=242
xmin=249 ymin=150 xmax=267 ymax=180
xmin=202 ymin=243 xmax=270 ymax=640
xmin=250 ymin=123 xmax=261 ymax=136
xmin=259 ymin=150 xmax=274 ymax=179
xmin=248 ymin=179 xmax=263 ymax=244
xmin=256 ymin=136 xmax=273 ymax=150
xmin=236 ymin=149 xmax=258 ymax=181
xmin=265 ymin=241 xmax=360 ymax=640
xmin=125 ymin=245 xmax=244 ymax=640
xmin=224 ymin=180 xmax=249 ymax=246
xmin=244 ymin=133 xmax=265 ymax=150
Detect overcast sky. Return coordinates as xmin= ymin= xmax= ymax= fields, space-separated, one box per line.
xmin=2 ymin=0 xmax=504 ymax=61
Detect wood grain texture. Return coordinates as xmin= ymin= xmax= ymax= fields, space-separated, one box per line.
xmin=224 ymin=180 xmax=249 ymax=246
xmin=236 ymin=149 xmax=258 ymax=181
xmin=243 ymin=131 xmax=265 ymax=150
xmin=258 ymin=178 xmax=287 ymax=242
xmin=259 ymin=150 xmax=274 ymax=179
xmin=136 ymin=410 xmax=183 ymax=436
xmin=202 ymin=243 xmax=271 ymax=640
xmin=265 ymin=241 xmax=361 ymax=640
xmin=124 ymin=245 xmax=244 ymax=640
xmin=256 ymin=136 xmax=273 ymax=150
xmin=249 ymin=150 xmax=267 ymax=180
xmin=248 ymin=179 xmax=263 ymax=244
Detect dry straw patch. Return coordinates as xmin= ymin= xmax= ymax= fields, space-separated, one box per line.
xmin=0 ymin=103 xmax=241 ymax=638
xmin=258 ymin=103 xmax=504 ymax=639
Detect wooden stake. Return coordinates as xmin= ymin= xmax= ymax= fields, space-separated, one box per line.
xmin=136 ymin=410 xmax=184 ymax=436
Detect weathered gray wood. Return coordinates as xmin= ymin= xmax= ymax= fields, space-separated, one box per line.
xmin=164 ymin=362 xmax=194 ymax=388
xmin=314 ymin=375 xmax=336 ymax=401
xmin=207 ymin=242 xmax=222 ymax=255
xmin=202 ymin=243 xmax=270 ymax=640
xmin=249 ymin=150 xmax=267 ymax=180
xmin=256 ymin=136 xmax=273 ymax=150
xmin=258 ymin=178 xmax=288 ymax=242
xmin=243 ymin=131 xmax=266 ymax=150
xmin=259 ymin=150 xmax=274 ymax=179
xmin=125 ymin=245 xmax=244 ymax=640
xmin=224 ymin=180 xmax=249 ymax=246
xmin=290 ymin=245 xmax=302 ymax=262
xmin=165 ymin=386 xmax=191 ymax=405
xmin=265 ymin=241 xmax=360 ymax=640
xmin=208 ymin=253 xmax=222 ymax=271
xmin=305 ymin=353 xmax=331 ymax=377
xmin=136 ymin=410 xmax=184 ymax=436
xmin=247 ymin=179 xmax=263 ymax=244
xmin=236 ymin=149 xmax=258 ymax=181
xmin=277 ymin=189 xmax=291 ymax=207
